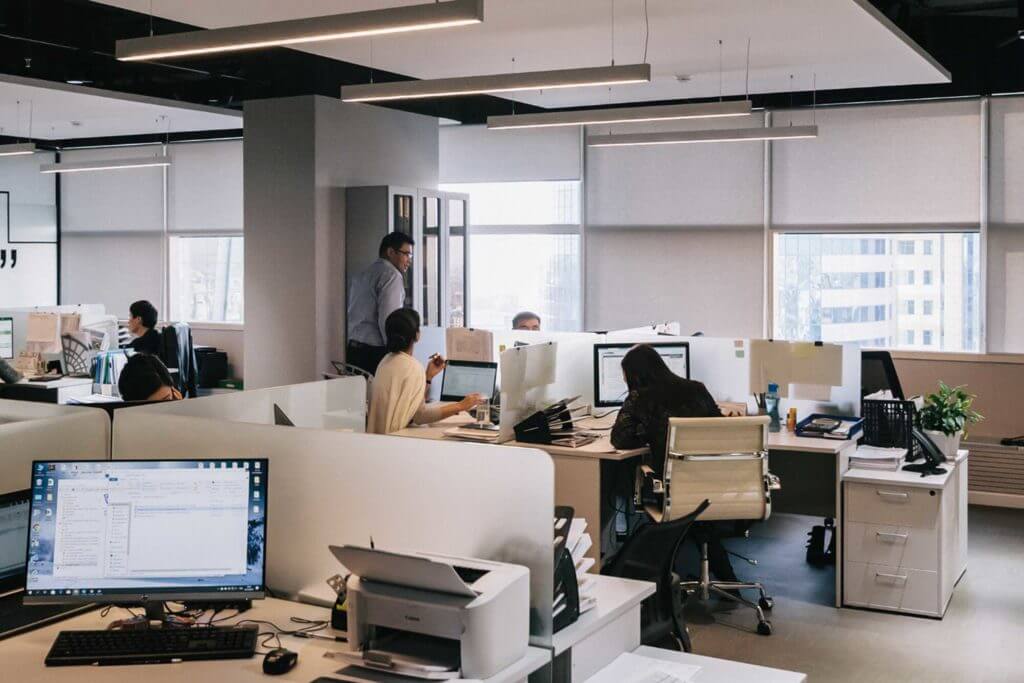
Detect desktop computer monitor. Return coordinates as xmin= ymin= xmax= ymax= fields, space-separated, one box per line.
xmin=1 ymin=489 xmax=31 ymax=593
xmin=593 ymin=341 xmax=691 ymax=407
xmin=23 ymin=459 xmax=268 ymax=612
xmin=0 ymin=316 xmax=13 ymax=360
xmin=440 ymin=360 xmax=498 ymax=402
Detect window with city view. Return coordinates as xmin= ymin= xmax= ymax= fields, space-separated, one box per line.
xmin=440 ymin=181 xmax=582 ymax=331
xmin=169 ymin=236 xmax=244 ymax=323
xmin=773 ymin=233 xmax=980 ymax=352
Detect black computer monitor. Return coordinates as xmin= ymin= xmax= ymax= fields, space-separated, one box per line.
xmin=23 ymin=459 xmax=268 ymax=617
xmin=440 ymin=360 xmax=498 ymax=402
xmin=0 ymin=490 xmax=30 ymax=594
xmin=861 ymin=350 xmax=905 ymax=400
xmin=593 ymin=342 xmax=691 ymax=408
xmin=0 ymin=316 xmax=13 ymax=360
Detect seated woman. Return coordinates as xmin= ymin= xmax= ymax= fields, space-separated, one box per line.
xmin=368 ymin=309 xmax=484 ymax=434
xmin=118 ymin=353 xmax=182 ymax=402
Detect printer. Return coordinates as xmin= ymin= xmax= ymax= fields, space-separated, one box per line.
xmin=329 ymin=545 xmax=529 ymax=680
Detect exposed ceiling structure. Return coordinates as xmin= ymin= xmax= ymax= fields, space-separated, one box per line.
xmin=0 ymin=0 xmax=1021 ymax=141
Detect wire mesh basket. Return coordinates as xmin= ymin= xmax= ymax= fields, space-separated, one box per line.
xmin=862 ymin=398 xmax=922 ymax=460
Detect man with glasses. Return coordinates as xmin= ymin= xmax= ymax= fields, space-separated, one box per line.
xmin=346 ymin=232 xmax=415 ymax=375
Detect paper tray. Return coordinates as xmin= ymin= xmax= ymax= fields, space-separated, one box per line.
xmin=324 ymin=665 xmax=456 ymax=682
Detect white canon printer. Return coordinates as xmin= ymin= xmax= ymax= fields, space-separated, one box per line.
xmin=328 ymin=545 xmax=530 ymax=681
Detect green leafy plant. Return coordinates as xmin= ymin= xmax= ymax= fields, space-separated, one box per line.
xmin=918 ymin=382 xmax=983 ymax=437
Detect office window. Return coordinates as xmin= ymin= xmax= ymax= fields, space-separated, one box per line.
xmin=441 ymin=181 xmax=582 ymax=331
xmin=169 ymin=236 xmax=244 ymax=323
xmin=773 ymin=232 xmax=980 ymax=352
xmin=923 ymin=330 xmax=933 ymax=346
xmin=898 ymin=240 xmax=915 ymax=255
xmin=924 ymin=270 xmax=933 ymax=286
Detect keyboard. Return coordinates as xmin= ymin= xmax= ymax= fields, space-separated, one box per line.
xmin=45 ymin=624 xmax=259 ymax=666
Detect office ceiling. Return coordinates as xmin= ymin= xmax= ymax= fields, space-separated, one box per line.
xmin=0 ymin=0 xmax=1021 ymax=137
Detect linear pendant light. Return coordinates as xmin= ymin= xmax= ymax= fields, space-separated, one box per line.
xmin=116 ymin=0 xmax=484 ymax=62
xmin=587 ymin=125 xmax=819 ymax=147
xmin=341 ymin=63 xmax=651 ymax=103
xmin=0 ymin=142 xmax=37 ymax=157
xmin=40 ymin=155 xmax=172 ymax=174
xmin=487 ymin=100 xmax=752 ymax=130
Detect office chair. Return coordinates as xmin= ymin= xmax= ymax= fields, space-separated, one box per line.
xmin=602 ymin=499 xmax=710 ymax=653
xmin=653 ymin=416 xmax=776 ymax=636
xmin=861 ymin=350 xmax=905 ymax=400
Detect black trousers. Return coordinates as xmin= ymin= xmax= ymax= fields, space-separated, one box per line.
xmin=346 ymin=342 xmax=387 ymax=376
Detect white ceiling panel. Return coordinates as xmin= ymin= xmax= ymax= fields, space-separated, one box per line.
xmin=97 ymin=0 xmax=949 ymax=108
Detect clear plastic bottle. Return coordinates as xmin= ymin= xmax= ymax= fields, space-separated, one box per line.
xmin=766 ymin=382 xmax=781 ymax=433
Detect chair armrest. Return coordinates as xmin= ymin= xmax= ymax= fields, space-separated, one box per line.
xmin=675 ymin=452 xmax=766 ymax=462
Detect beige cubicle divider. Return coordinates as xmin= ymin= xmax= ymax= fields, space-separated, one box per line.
xmin=0 ymin=400 xmax=111 ymax=494
xmin=121 ymin=376 xmax=367 ymax=431
xmin=111 ymin=412 xmax=555 ymax=646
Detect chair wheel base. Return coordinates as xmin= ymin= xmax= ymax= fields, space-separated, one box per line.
xmin=757 ymin=620 xmax=773 ymax=636
xmin=758 ymin=596 xmax=774 ymax=611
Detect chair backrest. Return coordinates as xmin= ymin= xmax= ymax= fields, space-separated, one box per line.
xmin=663 ymin=416 xmax=770 ymax=523
xmin=603 ymin=499 xmax=710 ymax=586
xmin=861 ymin=350 xmax=904 ymax=400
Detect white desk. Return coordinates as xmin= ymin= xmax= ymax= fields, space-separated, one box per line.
xmin=0 ymin=598 xmax=550 ymax=683
xmin=585 ymin=646 xmax=807 ymax=683
xmin=0 ymin=378 xmax=93 ymax=404
xmin=551 ymin=575 xmax=655 ymax=683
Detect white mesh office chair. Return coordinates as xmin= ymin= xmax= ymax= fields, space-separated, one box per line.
xmin=657 ymin=416 xmax=777 ymax=636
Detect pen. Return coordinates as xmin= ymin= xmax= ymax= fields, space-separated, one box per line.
xmin=294 ymin=632 xmax=348 ymax=643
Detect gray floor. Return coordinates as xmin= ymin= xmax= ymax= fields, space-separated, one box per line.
xmin=680 ymin=506 xmax=1024 ymax=682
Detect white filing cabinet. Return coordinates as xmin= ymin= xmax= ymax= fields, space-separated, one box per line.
xmin=842 ymin=451 xmax=968 ymax=618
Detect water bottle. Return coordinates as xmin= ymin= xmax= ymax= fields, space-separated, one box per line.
xmin=766 ymin=382 xmax=781 ymax=433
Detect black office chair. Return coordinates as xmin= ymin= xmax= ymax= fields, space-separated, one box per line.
xmin=160 ymin=323 xmax=198 ymax=398
xmin=601 ymin=499 xmax=710 ymax=653
xmin=861 ymin=350 xmax=904 ymax=400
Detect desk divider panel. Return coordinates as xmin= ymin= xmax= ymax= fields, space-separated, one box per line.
xmin=111 ymin=413 xmax=555 ymax=646
xmin=0 ymin=400 xmax=111 ymax=494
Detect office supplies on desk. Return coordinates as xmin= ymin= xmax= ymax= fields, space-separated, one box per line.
xmin=862 ymin=398 xmax=921 ymax=460
xmin=329 ymin=545 xmax=529 ymax=680
xmin=795 ymin=413 xmax=862 ymax=440
xmin=902 ymin=428 xmax=948 ymax=476
xmin=850 ymin=445 xmax=907 ymax=472
xmin=263 ymin=646 xmax=299 ymax=675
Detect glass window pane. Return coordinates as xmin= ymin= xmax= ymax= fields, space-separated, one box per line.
xmin=441 ymin=181 xmax=580 ymax=225
xmin=773 ymin=232 xmax=980 ymax=352
xmin=469 ymin=234 xmax=581 ymax=331
xmin=422 ymin=197 xmax=441 ymax=326
xmin=169 ymin=236 xmax=244 ymax=323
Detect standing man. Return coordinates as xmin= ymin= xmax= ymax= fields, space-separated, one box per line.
xmin=512 ymin=311 xmax=541 ymax=331
xmin=346 ymin=232 xmax=414 ymax=375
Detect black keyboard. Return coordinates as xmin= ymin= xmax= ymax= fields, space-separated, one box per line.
xmin=45 ymin=624 xmax=259 ymax=666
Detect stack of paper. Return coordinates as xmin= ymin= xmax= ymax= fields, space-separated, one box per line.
xmin=568 ymin=518 xmax=597 ymax=614
xmin=592 ymin=652 xmax=701 ymax=683
xmin=851 ymin=445 xmax=907 ymax=471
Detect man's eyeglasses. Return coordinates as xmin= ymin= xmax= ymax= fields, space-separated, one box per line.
xmin=396 ymin=249 xmax=413 ymax=257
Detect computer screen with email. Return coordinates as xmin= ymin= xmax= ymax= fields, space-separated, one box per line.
xmin=23 ymin=459 xmax=267 ymax=603
xmin=440 ymin=360 xmax=498 ymax=402
xmin=594 ymin=342 xmax=690 ymax=407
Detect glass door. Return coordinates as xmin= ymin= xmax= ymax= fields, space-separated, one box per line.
xmin=419 ymin=192 xmax=443 ymax=326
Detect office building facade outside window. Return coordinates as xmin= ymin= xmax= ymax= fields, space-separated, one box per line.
xmin=169 ymin=236 xmax=244 ymax=323
xmin=773 ymin=233 xmax=980 ymax=352
xmin=440 ymin=181 xmax=582 ymax=331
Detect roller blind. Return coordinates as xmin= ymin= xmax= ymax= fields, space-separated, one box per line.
xmin=60 ymin=233 xmax=163 ymax=317
xmin=990 ymin=96 xmax=1024 ymax=226
xmin=60 ymin=145 xmax=165 ymax=233
xmin=586 ymin=113 xmax=765 ymax=228
xmin=168 ymin=140 xmax=243 ymax=233
xmin=772 ymin=100 xmax=981 ymax=229
xmin=440 ymin=124 xmax=581 ymax=182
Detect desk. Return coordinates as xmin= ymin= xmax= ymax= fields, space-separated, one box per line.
xmin=585 ymin=645 xmax=806 ymax=683
xmin=0 ymin=378 xmax=92 ymax=404
xmin=0 ymin=597 xmax=550 ymax=683
xmin=551 ymin=575 xmax=655 ymax=683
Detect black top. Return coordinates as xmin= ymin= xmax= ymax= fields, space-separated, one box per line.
xmin=128 ymin=328 xmax=162 ymax=355
xmin=611 ymin=380 xmax=722 ymax=477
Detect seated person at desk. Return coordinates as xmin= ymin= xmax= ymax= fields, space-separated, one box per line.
xmin=118 ymin=353 xmax=182 ymax=402
xmin=368 ymin=308 xmax=484 ymax=434
xmin=512 ymin=311 xmax=541 ymax=331
xmin=124 ymin=300 xmax=161 ymax=355
xmin=609 ymin=344 xmax=740 ymax=583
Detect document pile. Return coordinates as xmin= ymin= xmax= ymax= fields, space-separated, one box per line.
xmin=850 ymin=445 xmax=908 ymax=472
xmin=593 ymin=652 xmax=700 ymax=683
xmin=553 ymin=516 xmax=597 ymax=618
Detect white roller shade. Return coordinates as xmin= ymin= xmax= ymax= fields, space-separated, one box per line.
xmin=586 ymin=114 xmax=765 ymax=228
xmin=990 ymin=96 xmax=1024 ymax=226
xmin=168 ymin=140 xmax=243 ymax=232
xmin=60 ymin=233 xmax=163 ymax=317
xmin=772 ymin=100 xmax=981 ymax=228
xmin=60 ymin=145 xmax=165 ymax=233
xmin=440 ymin=123 xmax=581 ymax=182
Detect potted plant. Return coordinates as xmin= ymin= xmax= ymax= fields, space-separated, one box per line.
xmin=918 ymin=382 xmax=983 ymax=460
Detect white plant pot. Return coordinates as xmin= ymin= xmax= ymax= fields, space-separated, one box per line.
xmin=923 ymin=429 xmax=962 ymax=461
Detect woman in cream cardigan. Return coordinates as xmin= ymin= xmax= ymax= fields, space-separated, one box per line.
xmin=368 ymin=308 xmax=484 ymax=434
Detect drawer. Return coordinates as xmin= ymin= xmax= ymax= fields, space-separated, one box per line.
xmin=844 ymin=561 xmax=940 ymax=616
xmin=845 ymin=482 xmax=940 ymax=529
xmin=845 ymin=521 xmax=938 ymax=571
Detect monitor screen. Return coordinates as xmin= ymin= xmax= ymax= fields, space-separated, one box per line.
xmin=0 ymin=316 xmax=13 ymax=359
xmin=593 ymin=342 xmax=691 ymax=407
xmin=0 ymin=490 xmax=30 ymax=592
xmin=440 ymin=360 xmax=498 ymax=402
xmin=23 ymin=459 xmax=268 ymax=604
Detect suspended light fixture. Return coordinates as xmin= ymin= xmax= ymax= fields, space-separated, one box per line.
xmin=40 ymin=155 xmax=172 ymax=174
xmin=116 ymin=0 xmax=484 ymax=62
xmin=0 ymin=142 xmax=37 ymax=157
xmin=587 ymin=125 xmax=818 ymax=147
xmin=487 ymin=100 xmax=752 ymax=130
xmin=341 ymin=63 xmax=651 ymax=102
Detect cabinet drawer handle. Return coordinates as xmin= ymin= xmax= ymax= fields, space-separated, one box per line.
xmin=875 ymin=572 xmax=908 ymax=583
xmin=876 ymin=532 xmax=909 ymax=541
xmin=876 ymin=490 xmax=910 ymax=501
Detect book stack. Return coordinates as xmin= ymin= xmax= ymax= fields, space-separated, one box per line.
xmin=850 ymin=445 xmax=908 ymax=471
xmin=567 ymin=517 xmax=597 ymax=615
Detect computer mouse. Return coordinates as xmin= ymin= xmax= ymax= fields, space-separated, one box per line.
xmin=263 ymin=648 xmax=298 ymax=675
